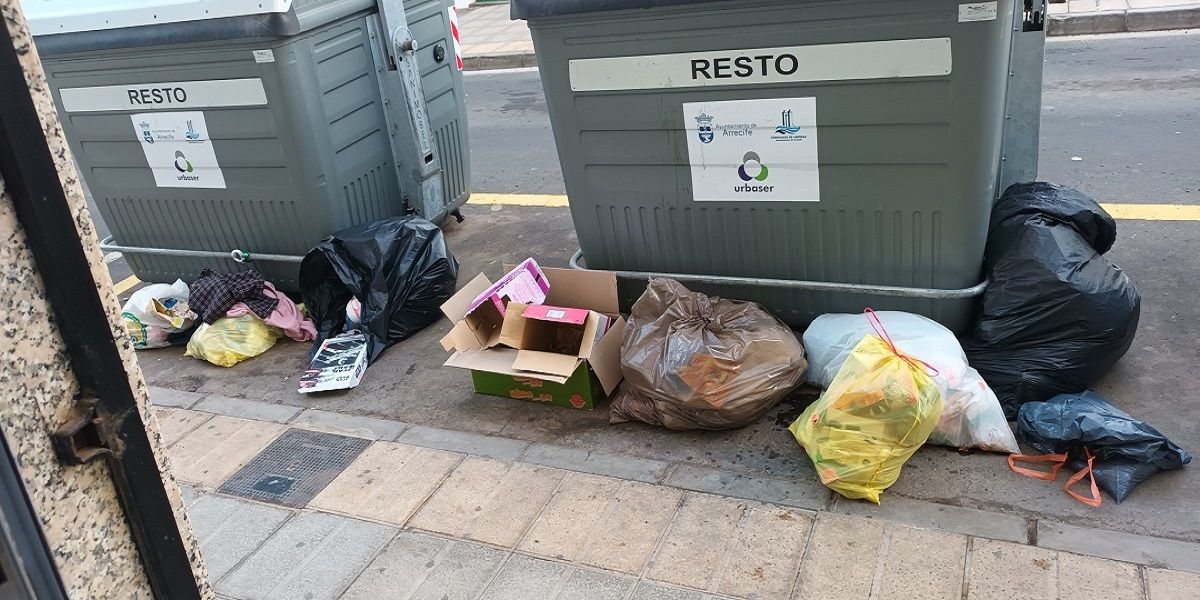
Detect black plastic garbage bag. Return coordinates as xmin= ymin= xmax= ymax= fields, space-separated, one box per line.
xmin=1017 ymin=391 xmax=1190 ymax=503
xmin=300 ymin=216 xmax=459 ymax=363
xmin=964 ymin=182 xmax=1141 ymax=418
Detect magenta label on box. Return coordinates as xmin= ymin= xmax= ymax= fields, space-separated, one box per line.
xmin=469 ymin=258 xmax=549 ymax=315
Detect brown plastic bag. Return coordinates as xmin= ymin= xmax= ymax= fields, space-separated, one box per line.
xmin=610 ymin=278 xmax=807 ymax=430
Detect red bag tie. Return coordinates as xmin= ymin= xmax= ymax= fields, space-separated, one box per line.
xmin=1064 ymin=448 xmax=1103 ymax=508
xmin=864 ymin=308 xmax=940 ymax=377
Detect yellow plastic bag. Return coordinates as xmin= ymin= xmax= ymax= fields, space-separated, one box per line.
xmin=185 ymin=315 xmax=282 ymax=367
xmin=789 ymin=330 xmax=943 ymax=503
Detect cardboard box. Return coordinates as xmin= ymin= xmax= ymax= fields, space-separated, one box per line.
xmin=441 ymin=266 xmax=625 ymax=409
xmin=439 ymin=258 xmax=549 ymax=353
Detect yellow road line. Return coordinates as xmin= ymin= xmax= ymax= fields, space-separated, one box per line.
xmin=470 ymin=194 xmax=1200 ymax=221
xmin=113 ymin=275 xmax=141 ymax=295
xmin=1099 ymin=203 xmax=1200 ymax=221
xmin=469 ymin=193 xmax=570 ymax=208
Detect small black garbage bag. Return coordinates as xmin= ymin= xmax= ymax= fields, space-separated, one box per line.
xmin=300 ymin=216 xmax=459 ymax=363
xmin=963 ymin=182 xmax=1141 ymax=418
xmin=1016 ymin=391 xmax=1190 ymax=503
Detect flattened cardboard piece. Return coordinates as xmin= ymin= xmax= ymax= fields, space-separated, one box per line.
xmin=468 ymin=258 xmax=549 ymax=316
xmin=542 ymin=267 xmax=620 ymax=314
xmin=588 ymin=316 xmax=626 ymax=395
xmin=443 ymin=348 xmax=571 ymax=384
xmin=512 ymin=350 xmax=583 ymax=379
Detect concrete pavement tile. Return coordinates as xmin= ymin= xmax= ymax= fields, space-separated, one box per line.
xmin=168 ymin=415 xmax=286 ymax=487
xmin=148 ymin=386 xmax=205 ymax=408
xmin=192 ymin=394 xmax=301 ymax=424
xmin=409 ymin=456 xmax=509 ymax=537
xmin=153 ymin=407 xmax=211 ymax=447
xmin=715 ymin=503 xmax=812 ymax=599
xmin=576 ymin=480 xmax=683 ymax=574
xmin=1037 ymin=520 xmax=1200 ymax=572
xmin=480 ymin=554 xmax=569 ymax=600
xmin=398 ymin=424 xmax=529 ymax=461
xmin=666 ymin=464 xmax=830 ymax=511
xmin=522 ymin=443 xmax=670 ymax=483
xmin=832 ymin=494 xmax=1029 ymax=543
xmin=1146 ymin=568 xmax=1200 ymax=600
xmin=877 ymin=526 xmax=967 ymax=600
xmin=793 ymin=513 xmax=887 ymax=600
xmin=1055 ymin=552 xmax=1143 ymax=600
xmin=310 ymin=442 xmax=462 ymax=526
xmin=465 ymin=462 xmax=565 ymax=547
xmin=966 ymin=539 xmax=1057 ymax=600
xmin=341 ymin=532 xmax=507 ymax=600
xmin=557 ymin=568 xmax=637 ymax=600
xmin=292 ymin=408 xmax=408 ymax=440
xmin=410 ymin=457 xmax=564 ymax=547
xmin=219 ymin=511 xmax=395 ymax=600
xmin=185 ymin=494 xmax=291 ymax=583
xmin=629 ymin=582 xmax=706 ymax=600
xmin=177 ymin=483 xmax=203 ymax=507
xmin=518 ymin=472 xmax=623 ymax=561
xmin=645 ymin=493 xmax=747 ymax=590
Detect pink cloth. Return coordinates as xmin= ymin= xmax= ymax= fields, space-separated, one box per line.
xmin=226 ymin=281 xmax=317 ymax=342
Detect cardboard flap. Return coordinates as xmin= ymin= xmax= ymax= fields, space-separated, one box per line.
xmin=443 ymin=348 xmax=571 ymax=384
xmin=440 ymin=273 xmax=493 ymax=322
xmin=523 ymin=305 xmax=590 ymax=325
xmin=513 ymin=350 xmax=583 ymax=379
xmin=498 ymin=302 xmax=530 ymax=349
xmin=587 ymin=316 xmax=626 ymax=395
xmin=542 ymin=268 xmax=620 ymax=314
xmin=576 ymin=312 xmax=600 ymax=359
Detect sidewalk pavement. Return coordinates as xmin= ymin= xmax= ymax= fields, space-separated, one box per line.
xmin=152 ymin=388 xmax=1199 ymax=600
xmin=458 ymin=1 xmax=1200 ymax=71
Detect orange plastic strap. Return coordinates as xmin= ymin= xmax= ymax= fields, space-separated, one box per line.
xmin=1008 ymin=453 xmax=1068 ymax=481
xmin=863 ymin=308 xmax=940 ymax=377
xmin=1064 ymin=450 xmax=1103 ymax=508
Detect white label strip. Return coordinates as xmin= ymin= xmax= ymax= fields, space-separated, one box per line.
xmin=60 ymin=78 xmax=268 ymax=113
xmin=959 ymin=2 xmax=999 ymax=22
xmin=570 ymin=38 xmax=952 ymax=92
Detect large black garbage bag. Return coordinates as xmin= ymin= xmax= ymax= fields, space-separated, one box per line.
xmin=1017 ymin=391 xmax=1190 ymax=503
xmin=964 ymin=182 xmax=1141 ymax=418
xmin=300 ymin=216 xmax=459 ymax=363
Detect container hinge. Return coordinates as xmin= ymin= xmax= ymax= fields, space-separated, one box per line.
xmin=51 ymin=397 xmax=124 ymax=465
xmin=1023 ymin=0 xmax=1046 ymax=31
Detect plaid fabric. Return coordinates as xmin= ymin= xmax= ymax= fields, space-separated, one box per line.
xmin=190 ymin=268 xmax=280 ymax=324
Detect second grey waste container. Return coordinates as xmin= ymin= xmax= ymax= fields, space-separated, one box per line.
xmin=26 ymin=0 xmax=471 ymax=291
xmin=513 ymin=0 xmax=1047 ymax=331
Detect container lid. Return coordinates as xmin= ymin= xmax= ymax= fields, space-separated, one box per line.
xmin=22 ymin=0 xmax=295 ymax=36
xmin=510 ymin=0 xmax=717 ymax=20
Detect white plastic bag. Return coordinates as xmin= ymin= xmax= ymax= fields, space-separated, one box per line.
xmin=803 ymin=311 xmax=1019 ymax=453
xmin=121 ymin=279 xmax=195 ymax=349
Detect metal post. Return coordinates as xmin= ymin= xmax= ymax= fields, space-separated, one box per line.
xmin=0 ymin=19 xmax=201 ymax=600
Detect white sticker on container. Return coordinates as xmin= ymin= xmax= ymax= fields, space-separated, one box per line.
xmin=546 ymin=309 xmax=567 ymax=319
xmin=252 ymin=49 xmax=275 ymax=63
xmin=569 ymin=38 xmax=951 ymax=92
xmin=130 ymin=112 xmax=226 ymax=189
xmin=683 ymin=97 xmax=820 ymax=203
xmin=61 ymin=79 xmax=267 ymax=112
xmin=959 ymin=2 xmax=999 ymax=22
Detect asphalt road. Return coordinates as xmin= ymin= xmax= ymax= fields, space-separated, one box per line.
xmin=129 ymin=31 xmax=1200 ymax=543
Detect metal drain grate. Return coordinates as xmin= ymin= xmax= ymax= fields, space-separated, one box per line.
xmin=219 ymin=429 xmax=370 ymax=508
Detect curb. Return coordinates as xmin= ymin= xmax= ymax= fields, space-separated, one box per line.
xmin=1048 ymin=6 xmax=1200 ymax=36
xmin=463 ymin=52 xmax=537 ymax=71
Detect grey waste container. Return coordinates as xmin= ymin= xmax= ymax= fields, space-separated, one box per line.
xmin=26 ymin=0 xmax=471 ymax=291
xmin=513 ymin=0 xmax=1047 ymax=331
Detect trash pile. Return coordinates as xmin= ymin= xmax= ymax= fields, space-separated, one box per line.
xmin=123 ymin=216 xmax=457 ymax=394
xmin=122 ymin=182 xmax=1185 ymax=510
